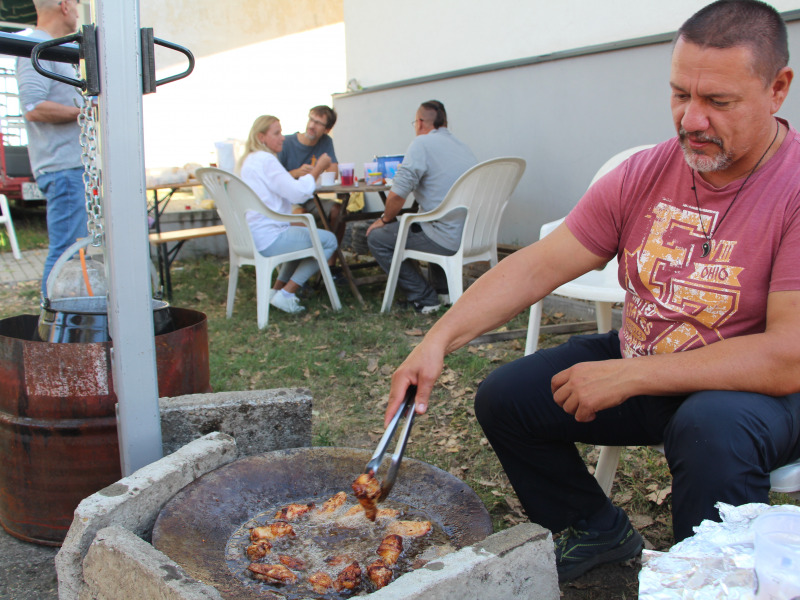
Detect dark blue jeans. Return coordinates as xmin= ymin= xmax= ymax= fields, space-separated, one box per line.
xmin=474 ymin=331 xmax=800 ymax=541
xmin=37 ymin=167 xmax=88 ymax=295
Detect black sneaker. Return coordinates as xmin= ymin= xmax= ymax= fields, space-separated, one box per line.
xmin=555 ymin=508 xmax=643 ymax=582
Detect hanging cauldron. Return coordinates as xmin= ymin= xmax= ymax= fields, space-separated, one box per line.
xmin=36 ymin=237 xmax=173 ymax=343
xmin=36 ymin=296 xmax=173 ymax=343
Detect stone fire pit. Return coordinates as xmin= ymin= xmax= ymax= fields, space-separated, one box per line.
xmin=54 ymin=390 xmax=558 ymax=600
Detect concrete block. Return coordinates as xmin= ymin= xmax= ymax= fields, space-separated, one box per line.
xmin=56 ymin=432 xmax=238 ymax=600
xmin=372 ymin=523 xmax=558 ymax=600
xmin=160 ymin=388 xmax=312 ymax=456
xmin=81 ymin=526 xmax=222 ymax=600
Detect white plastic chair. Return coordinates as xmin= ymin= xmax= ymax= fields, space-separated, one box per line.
xmin=524 ymin=145 xmax=654 ymax=355
xmin=0 ymin=194 xmax=21 ymax=259
xmin=196 ymin=167 xmax=341 ymax=329
xmin=380 ymin=157 xmax=526 ymax=313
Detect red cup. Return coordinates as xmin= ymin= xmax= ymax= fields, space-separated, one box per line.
xmin=340 ymin=163 xmax=354 ymax=186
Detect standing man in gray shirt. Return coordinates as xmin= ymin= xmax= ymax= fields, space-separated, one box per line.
xmin=367 ymin=100 xmax=477 ymax=313
xmin=16 ymin=0 xmax=85 ymax=295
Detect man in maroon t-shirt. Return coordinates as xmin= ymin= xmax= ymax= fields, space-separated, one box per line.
xmin=382 ymin=0 xmax=800 ymax=584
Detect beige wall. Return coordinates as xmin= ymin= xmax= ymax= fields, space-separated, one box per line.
xmin=140 ymin=0 xmax=343 ymax=69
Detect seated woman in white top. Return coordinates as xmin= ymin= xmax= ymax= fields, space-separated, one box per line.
xmin=237 ymin=115 xmax=338 ymax=314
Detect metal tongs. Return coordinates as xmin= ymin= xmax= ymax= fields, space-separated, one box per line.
xmin=365 ymin=385 xmax=417 ymax=502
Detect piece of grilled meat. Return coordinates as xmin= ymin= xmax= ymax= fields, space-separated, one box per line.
xmin=307 ymin=571 xmax=333 ymax=594
xmin=387 ymin=520 xmax=432 ymax=538
xmin=351 ymin=472 xmax=382 ymax=521
xmin=245 ymin=539 xmax=272 ymax=560
xmin=334 ymin=561 xmax=362 ymax=592
xmin=376 ymin=533 xmax=403 ymax=566
xmin=278 ymin=555 xmax=306 ymax=570
xmin=247 ymin=563 xmax=298 ymax=585
xmin=367 ymin=558 xmax=393 ymax=589
xmin=318 ymin=491 xmax=348 ymax=514
xmin=249 ymin=521 xmax=296 ymax=541
xmin=274 ymin=502 xmax=314 ymax=521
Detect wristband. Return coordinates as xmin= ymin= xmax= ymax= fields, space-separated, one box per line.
xmin=380 ymin=213 xmax=392 ymax=224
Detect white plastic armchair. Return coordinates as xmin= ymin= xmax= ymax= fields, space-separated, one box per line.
xmin=196 ymin=167 xmax=341 ymax=329
xmin=380 ymin=157 xmax=526 ymax=313
xmin=0 ymin=194 xmax=21 ymax=260
xmin=524 ymin=145 xmax=654 ymax=356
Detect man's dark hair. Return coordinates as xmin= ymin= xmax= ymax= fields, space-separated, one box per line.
xmin=676 ymin=0 xmax=788 ymax=84
xmin=311 ymin=105 xmax=337 ymax=130
xmin=420 ymin=100 xmax=447 ymax=129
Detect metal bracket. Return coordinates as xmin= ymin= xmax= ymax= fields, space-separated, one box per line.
xmin=30 ymin=25 xmax=194 ymax=97
xmin=31 ymin=24 xmax=99 ymax=95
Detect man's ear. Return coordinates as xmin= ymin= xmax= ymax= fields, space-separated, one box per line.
xmin=770 ymin=66 xmax=793 ymax=114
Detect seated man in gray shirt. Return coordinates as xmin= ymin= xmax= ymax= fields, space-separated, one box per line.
xmin=366 ymin=100 xmax=477 ymax=313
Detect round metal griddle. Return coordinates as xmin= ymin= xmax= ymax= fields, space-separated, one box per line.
xmin=152 ymin=447 xmax=493 ymax=599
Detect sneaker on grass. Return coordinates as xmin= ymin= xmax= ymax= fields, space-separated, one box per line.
xmin=270 ymin=291 xmax=305 ymax=314
xmin=555 ymin=507 xmax=643 ymax=582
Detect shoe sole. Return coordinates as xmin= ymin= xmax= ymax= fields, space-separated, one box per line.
xmin=557 ymin=529 xmax=644 ymax=583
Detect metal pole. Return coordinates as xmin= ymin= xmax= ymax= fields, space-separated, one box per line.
xmin=92 ymin=0 xmax=163 ymax=474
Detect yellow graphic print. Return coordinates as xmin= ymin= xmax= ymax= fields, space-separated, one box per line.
xmin=621 ymin=201 xmax=743 ymax=357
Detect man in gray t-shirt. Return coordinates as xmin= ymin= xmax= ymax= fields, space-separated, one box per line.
xmin=366 ymin=100 xmax=477 ymax=313
xmin=16 ymin=0 xmax=85 ymax=295
xmin=278 ymin=106 xmax=340 ymax=218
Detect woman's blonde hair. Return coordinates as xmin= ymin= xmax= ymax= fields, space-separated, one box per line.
xmin=236 ymin=115 xmax=279 ymax=173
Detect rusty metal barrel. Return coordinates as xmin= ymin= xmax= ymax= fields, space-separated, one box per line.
xmin=0 ymin=307 xmax=211 ymax=546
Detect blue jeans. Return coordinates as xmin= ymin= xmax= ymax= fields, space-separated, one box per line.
xmin=259 ymin=226 xmax=337 ymax=286
xmin=37 ymin=167 xmax=87 ymax=295
xmin=474 ymin=331 xmax=800 ymax=541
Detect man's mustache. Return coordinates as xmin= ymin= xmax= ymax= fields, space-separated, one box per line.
xmin=679 ymin=128 xmax=724 ymax=149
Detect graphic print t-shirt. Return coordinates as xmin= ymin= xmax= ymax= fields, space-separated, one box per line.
xmin=566 ymin=124 xmax=800 ymax=358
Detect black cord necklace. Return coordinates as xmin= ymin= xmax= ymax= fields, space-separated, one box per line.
xmin=690 ymin=120 xmax=780 ymax=258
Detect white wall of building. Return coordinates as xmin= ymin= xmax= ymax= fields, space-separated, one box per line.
xmin=344 ymin=0 xmax=800 ymax=87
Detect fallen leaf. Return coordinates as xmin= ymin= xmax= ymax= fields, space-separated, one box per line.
xmin=366 ymin=358 xmax=379 ymax=373
xmin=646 ymin=485 xmax=671 ymax=505
xmin=629 ymin=514 xmax=654 ymax=530
xmin=404 ymin=328 xmax=424 ymax=336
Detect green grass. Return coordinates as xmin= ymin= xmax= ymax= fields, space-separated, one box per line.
xmin=0 ymin=204 xmax=48 ymax=253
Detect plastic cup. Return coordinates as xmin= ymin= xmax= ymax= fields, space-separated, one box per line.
xmin=340 ymin=163 xmax=355 ymax=186
xmin=384 ymin=160 xmax=400 ymax=180
xmin=753 ymin=511 xmax=800 ymax=599
xmin=319 ymin=171 xmax=335 ymax=186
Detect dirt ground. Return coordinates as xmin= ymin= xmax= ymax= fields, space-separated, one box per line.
xmin=561 ymin=559 xmax=641 ymax=599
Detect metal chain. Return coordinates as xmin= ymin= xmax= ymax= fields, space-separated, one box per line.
xmin=78 ymin=94 xmax=103 ymax=246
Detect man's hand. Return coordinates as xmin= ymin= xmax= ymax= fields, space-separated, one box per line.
xmin=384 ymin=339 xmax=445 ymax=427
xmin=366 ymin=218 xmax=385 ymax=236
xmin=316 ymin=153 xmax=332 ymax=172
xmin=551 ymin=359 xmax=633 ymax=422
xmin=290 ymin=165 xmax=314 ymax=178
